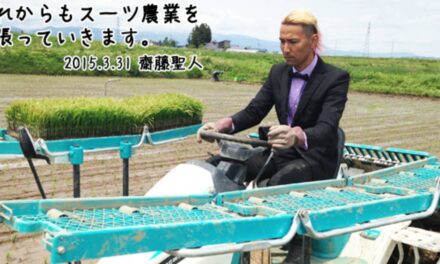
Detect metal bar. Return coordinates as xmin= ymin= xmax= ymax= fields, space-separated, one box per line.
xmin=398 ymin=153 xmax=408 ymax=163
xmin=0 ymin=128 xmax=6 ymax=139
xmin=169 ymin=212 xmax=300 ymax=257
xmin=366 ymin=149 xmax=376 ymax=158
xmin=0 ymin=124 xmax=202 ymax=158
xmin=35 ymin=195 xmax=214 ymax=212
xmin=72 ymin=159 xmax=81 ymax=264
xmin=216 ymin=178 xmax=345 ymax=205
xmin=375 ymin=150 xmax=385 ymax=160
xmin=73 ymin=165 xmax=80 ymax=198
xmin=0 ymin=129 xmax=17 ymax=142
xmin=345 ymin=146 xmax=355 ymax=155
xmin=299 ymin=178 xmax=440 ymax=239
xmin=0 ymin=203 xmax=13 ymax=222
xmin=302 ymin=236 xmax=311 ymax=264
xmin=360 ymin=149 xmax=369 ymax=157
xmin=388 ymin=152 xmax=399 ymax=162
xmin=397 ymin=243 xmax=404 ymax=264
xmin=405 ymin=154 xmax=415 ymax=163
xmin=349 ymin=157 xmax=434 ymax=185
xmin=353 ymin=148 xmax=363 ymax=156
xmin=26 ymin=158 xmax=47 ymax=199
xmin=198 ymin=130 xmax=271 ymax=148
xmin=42 ymin=232 xmax=54 ymax=248
xmin=123 ymin=159 xmax=129 ymax=196
xmin=386 ymin=148 xmax=432 ymax=158
xmin=0 ymin=141 xmax=23 ymax=156
xmin=413 ymin=247 xmax=420 ymax=264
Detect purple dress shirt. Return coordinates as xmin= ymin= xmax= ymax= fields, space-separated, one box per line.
xmin=287 ymin=54 xmax=318 ymax=149
xmin=287 ymin=54 xmax=318 ymax=125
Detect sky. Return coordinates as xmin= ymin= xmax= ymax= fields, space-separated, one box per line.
xmin=1 ymin=0 xmax=439 ymax=57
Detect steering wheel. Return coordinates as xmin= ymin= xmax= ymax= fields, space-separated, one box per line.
xmin=199 ymin=130 xmax=271 ymax=148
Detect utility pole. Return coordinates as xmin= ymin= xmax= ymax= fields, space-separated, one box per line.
xmin=363 ymin=22 xmax=371 ymax=57
xmin=116 ymin=16 xmax=120 ymax=43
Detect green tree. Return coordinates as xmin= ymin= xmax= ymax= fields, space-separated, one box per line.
xmin=188 ymin=23 xmax=212 ymax=48
xmin=160 ymin=37 xmax=177 ymax=47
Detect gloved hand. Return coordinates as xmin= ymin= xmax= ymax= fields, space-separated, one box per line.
xmin=267 ymin=125 xmax=306 ymax=150
xmin=197 ymin=117 xmax=233 ymax=143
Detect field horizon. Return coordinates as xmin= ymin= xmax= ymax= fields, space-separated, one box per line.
xmin=1 ymin=37 xmax=439 ymax=97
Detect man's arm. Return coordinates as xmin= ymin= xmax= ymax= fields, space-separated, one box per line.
xmin=230 ymin=65 xmax=276 ymax=133
xmin=304 ymin=71 xmax=350 ymax=149
xmin=197 ymin=66 xmax=276 ymax=142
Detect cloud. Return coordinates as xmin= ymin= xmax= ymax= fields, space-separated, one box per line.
xmin=2 ymin=0 xmax=439 ymax=56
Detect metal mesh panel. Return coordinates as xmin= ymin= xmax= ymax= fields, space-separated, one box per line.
xmin=373 ymin=167 xmax=440 ymax=193
xmin=343 ymin=145 xmax=432 ymax=167
xmin=20 ymin=204 xmax=234 ymax=232
xmin=233 ymin=189 xmax=381 ymax=214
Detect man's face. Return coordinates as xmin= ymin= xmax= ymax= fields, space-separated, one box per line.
xmin=279 ymin=24 xmax=318 ymax=70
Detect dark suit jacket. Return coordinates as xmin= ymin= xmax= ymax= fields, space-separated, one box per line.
xmin=231 ymin=57 xmax=349 ymax=181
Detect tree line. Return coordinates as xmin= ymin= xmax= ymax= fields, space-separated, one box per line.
xmin=159 ymin=23 xmax=212 ymax=48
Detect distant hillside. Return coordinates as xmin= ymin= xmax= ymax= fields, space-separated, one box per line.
xmin=9 ymin=26 xmax=431 ymax=58
xmin=1 ymin=31 xmax=440 ymax=97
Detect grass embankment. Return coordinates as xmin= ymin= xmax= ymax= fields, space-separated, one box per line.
xmin=5 ymin=94 xmax=203 ymax=139
xmin=0 ymin=35 xmax=439 ymax=97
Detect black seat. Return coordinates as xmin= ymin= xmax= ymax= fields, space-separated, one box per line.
xmin=17 ymin=127 xmax=48 ymax=198
xmin=333 ymin=127 xmax=346 ymax=179
xmin=18 ymin=127 xmax=50 ymax=164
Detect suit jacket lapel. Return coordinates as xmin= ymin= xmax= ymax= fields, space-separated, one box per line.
xmin=293 ymin=58 xmax=326 ymax=124
xmin=280 ymin=64 xmax=291 ymax=125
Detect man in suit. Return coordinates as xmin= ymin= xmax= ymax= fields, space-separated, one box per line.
xmin=198 ymin=9 xmax=350 ymax=186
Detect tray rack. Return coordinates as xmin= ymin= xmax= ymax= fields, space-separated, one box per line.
xmin=1 ymin=150 xmax=439 ymax=263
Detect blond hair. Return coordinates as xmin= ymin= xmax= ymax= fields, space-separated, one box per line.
xmin=282 ymin=9 xmax=319 ymax=37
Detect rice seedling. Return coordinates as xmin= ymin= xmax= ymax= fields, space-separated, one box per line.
xmin=5 ymin=94 xmax=203 ymax=139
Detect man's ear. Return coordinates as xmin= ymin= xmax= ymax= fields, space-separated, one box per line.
xmin=311 ymin=34 xmax=319 ymax=49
